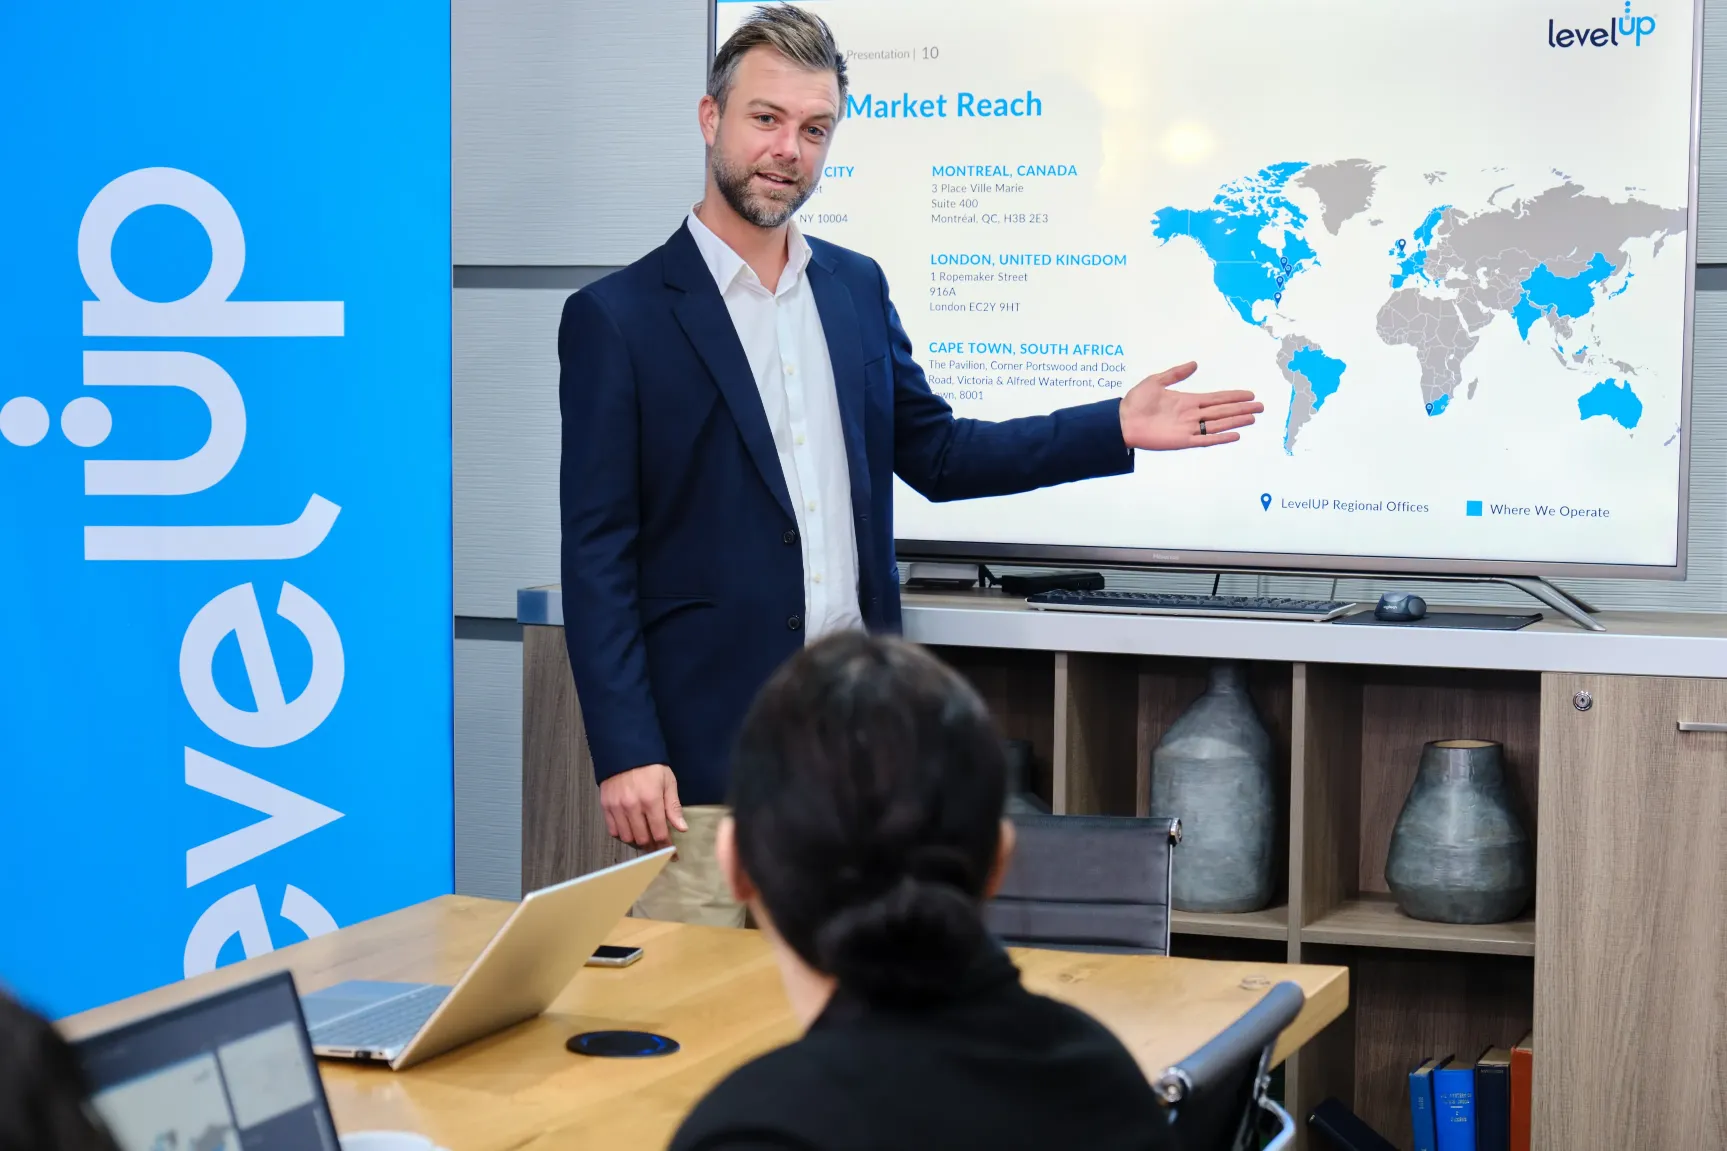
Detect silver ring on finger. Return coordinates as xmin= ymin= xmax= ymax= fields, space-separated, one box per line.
xmin=1199 ymin=419 xmax=1207 ymax=436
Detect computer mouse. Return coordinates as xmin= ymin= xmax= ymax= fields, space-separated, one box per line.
xmin=1374 ymin=591 xmax=1427 ymax=622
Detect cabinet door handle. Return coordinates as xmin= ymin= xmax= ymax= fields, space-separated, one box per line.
xmin=1677 ymin=721 xmax=1727 ymax=733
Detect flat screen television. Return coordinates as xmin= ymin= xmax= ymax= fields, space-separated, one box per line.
xmin=713 ymin=0 xmax=1700 ymax=579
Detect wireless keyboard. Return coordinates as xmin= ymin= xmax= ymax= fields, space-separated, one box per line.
xmin=1024 ymin=589 xmax=1357 ymax=622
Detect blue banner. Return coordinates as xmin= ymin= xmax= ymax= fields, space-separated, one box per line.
xmin=0 ymin=4 xmax=453 ymax=1018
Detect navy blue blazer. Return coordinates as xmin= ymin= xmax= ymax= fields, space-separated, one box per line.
xmin=559 ymin=223 xmax=1133 ymax=804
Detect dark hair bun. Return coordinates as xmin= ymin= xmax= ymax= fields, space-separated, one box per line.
xmin=730 ymin=634 xmax=1009 ymax=1008
xmin=813 ymin=874 xmax=987 ymax=1004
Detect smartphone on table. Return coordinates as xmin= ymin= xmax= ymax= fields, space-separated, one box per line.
xmin=586 ymin=944 xmax=644 ymax=968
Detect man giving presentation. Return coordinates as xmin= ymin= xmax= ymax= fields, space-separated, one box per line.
xmin=559 ymin=3 xmax=1261 ymax=923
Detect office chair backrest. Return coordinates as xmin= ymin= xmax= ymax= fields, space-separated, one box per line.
xmin=984 ymin=813 xmax=1181 ymax=954
xmin=1151 ymin=981 xmax=1306 ymax=1151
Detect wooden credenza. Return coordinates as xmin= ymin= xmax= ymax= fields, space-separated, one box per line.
xmin=517 ymin=587 xmax=1727 ymax=1149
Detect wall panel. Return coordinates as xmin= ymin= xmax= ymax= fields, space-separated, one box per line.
xmin=453 ymin=0 xmax=708 ymax=265
xmin=455 ymin=636 xmax=524 ymax=900
xmin=454 ymin=288 xmax=568 ymax=618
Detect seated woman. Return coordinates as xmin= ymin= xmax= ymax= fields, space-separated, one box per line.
xmin=671 ymin=632 xmax=1165 ymax=1151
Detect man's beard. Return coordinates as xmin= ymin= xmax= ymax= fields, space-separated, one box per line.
xmin=710 ymin=138 xmax=816 ymax=228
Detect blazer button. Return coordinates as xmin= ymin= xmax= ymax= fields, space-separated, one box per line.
xmin=783 ymin=529 xmax=799 ymax=545
xmin=787 ymin=615 xmax=803 ymax=631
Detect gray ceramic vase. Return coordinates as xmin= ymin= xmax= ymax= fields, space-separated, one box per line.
xmin=1384 ymin=740 xmax=1532 ymax=924
xmin=1150 ymin=662 xmax=1276 ymax=913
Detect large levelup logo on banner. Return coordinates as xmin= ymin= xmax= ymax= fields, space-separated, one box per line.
xmin=0 ymin=1 xmax=449 ymax=1018
xmin=1 ymin=168 xmax=351 ymax=975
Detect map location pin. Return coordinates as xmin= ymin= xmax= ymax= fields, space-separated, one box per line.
xmin=1260 ymin=493 xmax=1273 ymax=511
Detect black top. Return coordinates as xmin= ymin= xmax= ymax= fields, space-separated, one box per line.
xmin=668 ymin=944 xmax=1166 ymax=1151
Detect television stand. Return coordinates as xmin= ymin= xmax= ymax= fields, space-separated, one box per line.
xmin=1494 ymin=576 xmax=1604 ymax=632
xmin=900 ymin=560 xmax=1607 ymax=631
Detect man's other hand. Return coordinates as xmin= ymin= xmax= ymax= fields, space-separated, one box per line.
xmin=1120 ymin=361 xmax=1263 ymax=450
xmin=600 ymin=763 xmax=688 ymax=847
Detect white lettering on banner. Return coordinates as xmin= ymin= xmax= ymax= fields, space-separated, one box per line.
xmin=79 ymin=167 xmax=345 ymax=338
xmin=82 ymin=351 xmax=246 ymax=495
xmin=184 ymin=748 xmax=344 ymax=887
xmin=182 ymin=883 xmax=338 ymax=978
xmin=85 ymin=495 xmax=341 ymax=562
xmin=179 ymin=582 xmax=346 ymax=749
xmin=73 ymin=166 xmax=351 ymax=976
xmin=184 ymin=887 xmax=272 ymax=975
xmin=78 ymin=170 xmax=343 ymax=562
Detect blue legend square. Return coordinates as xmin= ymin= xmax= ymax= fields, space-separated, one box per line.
xmin=1466 ymin=500 xmax=1484 ymax=517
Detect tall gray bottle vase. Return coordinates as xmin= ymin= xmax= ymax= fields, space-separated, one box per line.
xmin=1150 ymin=662 xmax=1277 ymax=913
xmin=1384 ymin=739 xmax=1532 ymax=924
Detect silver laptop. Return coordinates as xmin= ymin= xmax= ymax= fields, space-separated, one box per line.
xmin=300 ymin=848 xmax=672 ymax=1070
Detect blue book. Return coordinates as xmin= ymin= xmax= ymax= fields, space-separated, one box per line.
xmin=1433 ymin=1056 xmax=1477 ymax=1151
xmin=1409 ymin=1055 xmax=1450 ymax=1151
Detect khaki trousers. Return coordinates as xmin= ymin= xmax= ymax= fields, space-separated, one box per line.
xmin=632 ymin=804 xmax=746 ymax=927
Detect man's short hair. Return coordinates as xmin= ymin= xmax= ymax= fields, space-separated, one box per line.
xmin=708 ymin=4 xmax=848 ymax=115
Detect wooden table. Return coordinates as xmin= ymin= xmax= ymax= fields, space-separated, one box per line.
xmin=62 ymin=896 xmax=1349 ymax=1150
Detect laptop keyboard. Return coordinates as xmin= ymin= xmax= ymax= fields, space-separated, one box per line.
xmin=308 ymin=984 xmax=450 ymax=1050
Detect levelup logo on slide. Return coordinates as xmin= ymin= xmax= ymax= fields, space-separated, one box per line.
xmin=1548 ymin=2 xmax=1657 ymax=46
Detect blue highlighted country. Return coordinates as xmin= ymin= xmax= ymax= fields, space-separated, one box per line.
xmin=1425 ymin=394 xmax=1450 ymax=416
xmin=1153 ymin=162 xmax=1319 ymax=325
xmin=1389 ymin=205 xmax=1450 ymax=288
xmin=1412 ymin=206 xmax=1448 ymax=245
xmin=1577 ymin=378 xmax=1642 ymax=428
xmin=1280 ymin=343 xmax=1347 ymax=455
xmin=1288 ymin=346 xmax=1345 ymax=410
xmin=1513 ymin=252 xmax=1618 ymax=340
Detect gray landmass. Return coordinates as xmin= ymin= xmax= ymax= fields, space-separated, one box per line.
xmin=1275 ymin=334 xmax=1327 ymax=451
xmin=1376 ymin=290 xmax=1479 ymax=411
xmin=1424 ymin=170 xmax=1447 ymax=185
xmin=1488 ymin=183 xmax=1514 ymax=205
xmin=1467 ymin=378 xmax=1478 ymax=399
xmin=1378 ymin=183 xmax=1685 ymax=408
xmin=1424 ymin=182 xmax=1685 ymax=286
xmin=1293 ymin=159 xmax=1383 ymax=234
xmin=1453 ymin=293 xmax=1492 ymax=330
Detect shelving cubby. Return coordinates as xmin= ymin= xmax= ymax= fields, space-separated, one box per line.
xmin=925 ymin=645 xmax=1543 ymax=1150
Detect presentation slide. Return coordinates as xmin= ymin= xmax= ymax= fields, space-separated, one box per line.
xmin=716 ymin=0 xmax=1696 ymax=571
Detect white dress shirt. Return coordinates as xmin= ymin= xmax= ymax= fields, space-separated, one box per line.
xmin=685 ymin=208 xmax=863 ymax=641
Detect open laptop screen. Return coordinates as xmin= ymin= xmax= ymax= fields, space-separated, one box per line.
xmin=75 ymin=970 xmax=340 ymax=1151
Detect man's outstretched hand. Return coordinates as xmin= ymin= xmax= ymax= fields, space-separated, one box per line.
xmin=1120 ymin=361 xmax=1263 ymax=450
xmin=600 ymin=762 xmax=687 ymax=848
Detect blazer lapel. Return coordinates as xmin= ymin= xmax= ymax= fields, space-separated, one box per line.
xmin=664 ymin=225 xmax=796 ymax=524
xmin=804 ymin=251 xmax=873 ymax=559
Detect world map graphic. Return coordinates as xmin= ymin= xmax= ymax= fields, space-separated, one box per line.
xmin=1152 ymin=161 xmax=1686 ymax=452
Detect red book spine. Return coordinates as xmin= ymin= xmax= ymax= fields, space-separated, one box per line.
xmin=1510 ymin=1040 xmax=1533 ymax=1151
